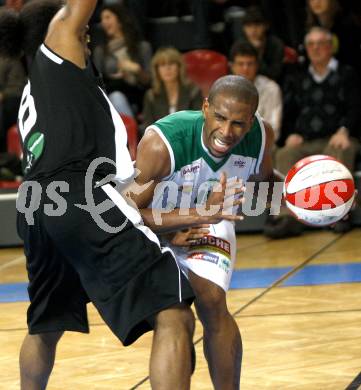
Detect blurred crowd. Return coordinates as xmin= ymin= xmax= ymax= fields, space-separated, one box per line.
xmin=0 ymin=1 xmax=360 ymax=225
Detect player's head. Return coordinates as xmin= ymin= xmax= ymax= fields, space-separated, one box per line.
xmin=20 ymin=0 xmax=63 ymax=58
xmin=0 ymin=7 xmax=23 ymax=58
xmin=0 ymin=0 xmax=62 ymax=59
xmin=202 ymin=75 xmax=258 ymax=158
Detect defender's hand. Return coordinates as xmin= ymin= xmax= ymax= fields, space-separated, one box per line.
xmin=170 ymin=225 xmax=210 ymax=247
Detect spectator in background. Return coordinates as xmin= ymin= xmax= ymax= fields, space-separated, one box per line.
xmin=93 ymin=3 xmax=152 ymax=115
xmin=5 ymin=0 xmax=23 ymax=10
xmin=0 ymin=55 xmax=26 ymax=151
xmin=306 ymin=0 xmax=361 ymax=75
xmin=268 ymin=27 xmax=361 ymax=237
xmin=141 ymin=47 xmax=203 ymax=132
xmin=236 ymin=6 xmax=284 ymax=81
xmin=0 ymin=6 xmax=26 ymax=151
xmin=260 ymin=0 xmax=306 ymax=50
xmin=229 ymin=41 xmax=282 ymax=141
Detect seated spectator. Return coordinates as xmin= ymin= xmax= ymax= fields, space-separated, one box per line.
xmin=92 ymin=3 xmax=152 ymax=115
xmin=5 ymin=0 xmax=23 ymax=10
xmin=277 ymin=26 xmax=360 ymax=175
xmin=229 ymin=40 xmax=282 ymax=141
xmin=141 ymin=47 xmax=203 ymax=131
xmin=235 ymin=6 xmax=284 ymax=81
xmin=0 ymin=55 xmax=26 ymax=151
xmin=268 ymin=26 xmax=361 ymax=237
xmin=0 ymin=7 xmax=26 ymax=151
xmin=306 ymin=0 xmax=361 ymax=75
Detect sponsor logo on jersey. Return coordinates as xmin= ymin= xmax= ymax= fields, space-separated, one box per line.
xmin=188 ymin=252 xmax=219 ymax=264
xmin=189 ymin=235 xmax=231 ymax=257
xmin=218 ymin=258 xmax=231 ymax=273
xmin=25 ymin=132 xmax=44 ymax=173
xmin=181 ymin=164 xmax=200 ymax=176
xmin=234 ymin=158 xmax=246 ymax=168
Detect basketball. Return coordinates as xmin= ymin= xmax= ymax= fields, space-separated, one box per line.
xmin=283 ymin=155 xmax=355 ymax=226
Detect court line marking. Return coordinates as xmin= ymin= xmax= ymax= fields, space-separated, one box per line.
xmin=4 ymin=307 xmax=361 ymax=333
xmin=0 ymin=256 xmax=25 ymax=272
xmin=3 ymin=307 xmax=361 ymax=333
xmin=236 ymin=238 xmax=271 ymax=251
xmin=129 ymin=233 xmax=345 ymax=389
xmin=345 ymin=371 xmax=361 ymax=390
xmin=0 ymin=194 xmax=17 ymax=201
xmin=236 ymin=308 xmax=361 ymax=318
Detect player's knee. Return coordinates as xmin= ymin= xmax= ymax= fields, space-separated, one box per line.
xmin=155 ymin=303 xmax=195 ymax=337
xmin=196 ymin=287 xmax=228 ymax=325
xmin=36 ymin=331 xmax=63 ymax=349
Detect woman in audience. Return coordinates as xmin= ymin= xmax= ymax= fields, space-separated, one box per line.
xmin=93 ymin=3 xmax=152 ymax=115
xmin=141 ymin=47 xmax=203 ymax=131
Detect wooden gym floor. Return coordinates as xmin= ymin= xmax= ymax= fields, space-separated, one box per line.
xmin=1 ymin=229 xmax=361 ymax=389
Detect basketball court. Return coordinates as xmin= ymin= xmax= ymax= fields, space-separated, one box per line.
xmin=1 ymin=228 xmax=361 ymax=389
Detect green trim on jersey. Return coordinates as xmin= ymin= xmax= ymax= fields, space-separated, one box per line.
xmin=154 ymin=110 xmax=263 ymax=173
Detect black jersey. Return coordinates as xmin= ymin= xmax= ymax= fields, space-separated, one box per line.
xmin=18 ymin=44 xmax=134 ymax=184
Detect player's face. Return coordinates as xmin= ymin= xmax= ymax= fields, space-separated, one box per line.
xmin=202 ymin=94 xmax=255 ymax=158
xmin=231 ymin=55 xmax=258 ymax=82
xmin=158 ymin=61 xmax=179 ymax=83
xmin=305 ymin=31 xmax=333 ymax=65
xmin=101 ymin=9 xmax=121 ymax=38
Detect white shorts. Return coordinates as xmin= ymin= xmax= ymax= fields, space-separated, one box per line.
xmin=169 ymin=220 xmax=236 ymax=292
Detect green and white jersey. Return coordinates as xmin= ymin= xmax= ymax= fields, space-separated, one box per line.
xmin=146 ymin=110 xmax=265 ymax=209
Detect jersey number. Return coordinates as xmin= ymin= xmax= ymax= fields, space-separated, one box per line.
xmin=18 ymin=81 xmax=37 ymax=142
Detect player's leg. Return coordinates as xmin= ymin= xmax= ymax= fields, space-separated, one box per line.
xmin=45 ymin=182 xmax=195 ymax=386
xmin=19 ymin=331 xmax=63 ymax=390
xmin=17 ymin=204 xmax=90 ymax=390
xmin=150 ymin=303 xmax=195 ymax=390
xmin=189 ymin=271 xmax=242 ymax=390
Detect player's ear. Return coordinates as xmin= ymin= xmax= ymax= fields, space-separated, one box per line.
xmin=202 ymin=98 xmax=209 ymax=115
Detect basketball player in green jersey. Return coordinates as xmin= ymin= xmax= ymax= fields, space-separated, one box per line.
xmin=131 ymin=75 xmax=275 ymax=389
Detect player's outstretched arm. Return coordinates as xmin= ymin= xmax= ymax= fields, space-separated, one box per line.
xmin=44 ymin=0 xmax=98 ymax=68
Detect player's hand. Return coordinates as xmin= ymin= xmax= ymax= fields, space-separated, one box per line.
xmin=328 ymin=128 xmax=351 ymax=150
xmin=119 ymin=59 xmax=141 ymax=74
xmin=202 ymin=172 xmax=245 ymax=224
xmin=285 ymin=134 xmax=304 ymax=147
xmin=330 ymin=190 xmax=358 ymax=228
xmin=170 ymin=225 xmax=210 ymax=247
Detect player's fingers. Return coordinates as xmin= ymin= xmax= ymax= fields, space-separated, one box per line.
xmin=221 ymin=214 xmax=244 ymax=221
xmin=223 ymin=198 xmax=244 ymax=209
xmin=190 ymin=228 xmax=210 ymax=235
xmin=187 ymin=233 xmax=208 ymax=241
xmin=219 ymin=171 xmax=227 ymax=186
xmin=225 ymin=180 xmax=245 ymax=190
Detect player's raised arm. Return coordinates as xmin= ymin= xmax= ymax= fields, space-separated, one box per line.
xmin=44 ymin=0 xmax=98 ymax=68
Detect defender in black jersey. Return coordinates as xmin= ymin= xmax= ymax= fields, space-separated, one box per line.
xmin=2 ymin=1 xmax=195 ymax=389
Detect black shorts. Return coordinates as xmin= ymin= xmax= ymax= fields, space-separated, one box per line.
xmin=17 ymin=175 xmax=194 ymax=346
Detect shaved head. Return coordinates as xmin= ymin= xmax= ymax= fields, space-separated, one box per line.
xmin=208 ymin=75 xmax=259 ymax=114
